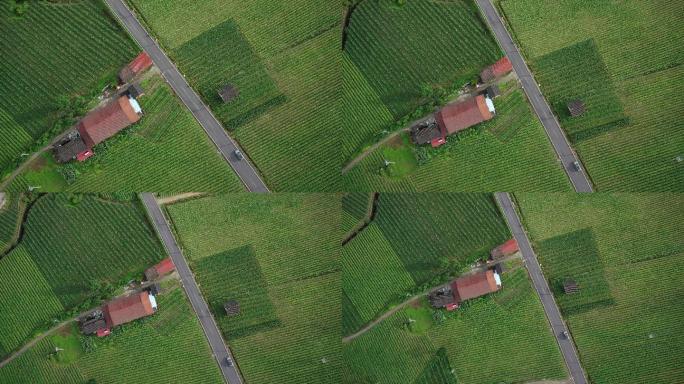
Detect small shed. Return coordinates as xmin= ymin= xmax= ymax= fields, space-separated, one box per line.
xmin=224 ymin=300 xmax=240 ymax=316
xmin=218 ymin=84 xmax=239 ymax=103
xmin=480 ymin=57 xmax=513 ymax=83
xmin=80 ymin=318 xmax=107 ymax=335
xmin=490 ymin=239 xmax=519 ymax=260
xmin=119 ymin=52 xmax=153 ymax=83
xmin=125 ymin=83 xmax=145 ymax=99
xmin=563 ymin=279 xmax=579 ymax=294
xmin=144 ymin=257 xmax=175 ymax=281
xmin=567 ymin=99 xmax=586 ymax=117
xmin=53 ymin=137 xmax=88 ymax=163
xmin=410 ymin=122 xmax=444 ymax=147
xmin=486 ymin=85 xmax=501 ymax=99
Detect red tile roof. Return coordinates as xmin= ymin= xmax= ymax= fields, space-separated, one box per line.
xmin=119 ymin=52 xmax=153 ymax=83
xmin=103 ymin=292 xmax=155 ymax=327
xmin=451 ymin=270 xmax=500 ymax=302
xmin=481 ymin=57 xmax=513 ymax=82
xmin=499 ymin=239 xmax=519 ymax=255
xmin=436 ymin=95 xmax=493 ymax=135
xmin=154 ymin=257 xmax=175 ymax=276
xmin=78 ymin=96 xmax=140 ymax=148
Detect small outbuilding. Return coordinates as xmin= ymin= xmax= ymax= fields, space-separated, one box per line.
xmin=224 ymin=300 xmax=240 ymax=316
xmin=480 ymin=57 xmax=513 ymax=83
xmin=567 ymin=99 xmax=586 ymax=117
xmin=53 ymin=136 xmax=88 ymax=164
xmin=124 ymin=83 xmax=145 ymax=99
xmin=119 ymin=52 xmax=153 ymax=83
xmin=486 ymin=85 xmax=501 ymax=99
xmin=410 ymin=121 xmax=444 ymax=147
xmin=218 ymin=84 xmax=239 ymax=103
xmin=563 ymin=279 xmax=579 ymax=294
xmin=144 ymin=257 xmax=176 ymax=281
xmin=490 ymin=239 xmax=519 ymax=260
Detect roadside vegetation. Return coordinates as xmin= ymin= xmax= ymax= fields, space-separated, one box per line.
xmin=341 ymin=0 xmax=570 ymax=191
xmin=499 ymin=0 xmax=684 ymax=191
xmin=127 ymin=0 xmax=343 ymax=191
xmin=165 ymin=194 xmax=342 ymax=383
xmin=0 ymin=194 xmax=165 ymax=359
xmin=0 ymin=284 xmax=224 ymax=383
xmin=516 ymin=193 xmax=684 ymax=383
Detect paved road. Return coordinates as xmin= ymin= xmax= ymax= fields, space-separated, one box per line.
xmin=496 ymin=192 xmax=588 ymax=384
xmin=476 ymin=0 xmax=593 ymax=192
xmin=106 ymin=0 xmax=269 ymax=193
xmin=141 ymin=193 xmax=243 ymax=384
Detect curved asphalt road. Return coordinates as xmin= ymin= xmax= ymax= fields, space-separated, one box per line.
xmin=476 ymin=0 xmax=594 ymax=192
xmin=496 ymin=192 xmax=588 ymax=384
xmin=141 ymin=193 xmax=243 ymax=384
xmin=105 ymin=0 xmax=269 ymax=193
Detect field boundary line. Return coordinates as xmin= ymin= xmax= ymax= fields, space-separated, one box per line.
xmin=105 ymin=0 xmax=269 ymax=193
xmin=495 ymin=192 xmax=589 ymax=384
xmin=476 ymin=0 xmax=594 ymax=192
xmin=140 ymin=193 xmax=243 ymax=384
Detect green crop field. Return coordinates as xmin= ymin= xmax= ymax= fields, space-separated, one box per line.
xmin=127 ymin=0 xmax=342 ymax=191
xmin=0 ymin=194 xmax=24 ymax=252
xmin=344 ymin=89 xmax=572 ymax=191
xmin=499 ymin=0 xmax=684 ymax=191
xmin=0 ymin=194 xmax=165 ymax=358
xmin=342 ymin=193 xmax=510 ymax=333
xmin=516 ymin=193 xmax=684 ymax=383
xmin=342 ymin=192 xmax=372 ymax=233
xmin=341 ymin=1 xmax=571 ymax=191
xmin=0 ymin=285 xmax=224 ymax=384
xmin=11 ymin=76 xmax=244 ymax=192
xmin=343 ymin=269 xmax=567 ymax=384
xmin=0 ymin=1 xmax=137 ymax=177
xmin=165 ymin=194 xmax=341 ymax=383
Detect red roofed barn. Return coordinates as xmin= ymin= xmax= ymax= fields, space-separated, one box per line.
xmin=436 ymin=95 xmax=494 ymax=136
xmin=480 ymin=57 xmax=513 ymax=83
xmin=77 ymin=96 xmax=141 ymax=149
xmin=144 ymin=257 xmax=176 ymax=281
xmin=119 ymin=52 xmax=153 ymax=83
xmin=451 ymin=270 xmax=501 ymax=305
xmin=103 ymin=291 xmax=157 ymax=327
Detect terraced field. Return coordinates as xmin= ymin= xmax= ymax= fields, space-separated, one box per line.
xmin=12 ymin=76 xmax=244 ymax=192
xmin=0 ymin=286 xmax=224 ymax=384
xmin=0 ymin=194 xmax=165 ymax=358
xmin=127 ymin=0 xmax=342 ymax=191
xmin=0 ymin=1 xmax=137 ymax=177
xmin=500 ymin=0 xmax=684 ymax=190
xmin=516 ymin=193 xmax=684 ymax=383
xmin=343 ymin=89 xmax=572 ymax=191
xmin=165 ymin=194 xmax=341 ymax=383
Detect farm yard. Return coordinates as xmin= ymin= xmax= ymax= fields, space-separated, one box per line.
xmin=341 ymin=0 xmax=571 ymax=191
xmin=0 ymin=194 xmax=166 ymax=360
xmin=0 ymin=284 xmax=224 ymax=384
xmin=165 ymin=194 xmax=342 ymax=384
xmin=499 ymin=0 xmax=684 ymax=191
xmin=126 ymin=0 xmax=342 ymax=191
xmin=342 ymin=193 xmax=569 ymax=383
xmin=8 ymin=75 xmax=244 ymax=193
xmin=516 ymin=193 xmax=684 ymax=383
xmin=0 ymin=1 xmax=137 ymax=179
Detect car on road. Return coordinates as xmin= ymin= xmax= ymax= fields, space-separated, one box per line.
xmin=571 ymin=161 xmax=581 ymax=171
xmin=561 ymin=330 xmax=569 ymax=339
xmin=226 ymin=356 xmax=233 ymax=366
xmin=234 ymin=149 xmax=244 ymax=161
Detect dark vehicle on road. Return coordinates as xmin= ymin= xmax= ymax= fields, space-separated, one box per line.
xmin=226 ymin=357 xmax=233 ymax=366
xmin=571 ymin=161 xmax=581 ymax=172
xmin=234 ymin=149 xmax=244 ymax=161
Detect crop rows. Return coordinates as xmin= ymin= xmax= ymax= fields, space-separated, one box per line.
xmin=517 ymin=193 xmax=684 ymax=383
xmin=0 ymin=194 xmax=23 ymax=250
xmin=0 ymin=288 xmax=224 ymax=383
xmin=343 ymin=90 xmax=572 ymax=191
xmin=343 ymin=224 xmax=415 ymax=327
xmin=345 ymin=0 xmax=500 ymax=117
xmin=22 ymin=194 xmax=164 ymax=307
xmin=0 ymin=246 xmax=64 ymax=358
xmin=0 ymin=1 xmax=136 ymax=168
xmin=373 ymin=193 xmax=509 ymax=283
xmin=0 ymin=108 xmax=32 ymax=169
xmin=63 ymin=78 xmax=244 ymax=192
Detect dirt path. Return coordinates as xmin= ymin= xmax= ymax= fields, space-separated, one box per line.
xmin=343 ymin=252 xmax=522 ymax=343
xmin=157 ymin=192 xmax=206 ymax=205
xmin=341 ymin=73 xmax=518 ymax=175
xmin=0 ymin=273 xmax=178 ymax=369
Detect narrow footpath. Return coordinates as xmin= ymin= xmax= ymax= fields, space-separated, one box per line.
xmin=496 ymin=192 xmax=588 ymax=384
xmin=140 ymin=193 xmax=243 ymax=384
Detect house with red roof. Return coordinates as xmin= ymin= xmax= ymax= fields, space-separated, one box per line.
xmin=103 ymin=291 xmax=157 ymax=328
xmin=429 ymin=270 xmax=502 ymax=311
xmin=480 ymin=56 xmax=513 ymax=83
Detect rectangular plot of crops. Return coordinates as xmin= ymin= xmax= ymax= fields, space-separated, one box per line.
xmin=537 ymin=228 xmax=614 ymax=315
xmin=532 ymin=39 xmax=629 ymax=142
xmin=172 ymin=19 xmax=285 ymax=129
xmin=193 ymin=245 xmax=280 ymax=339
